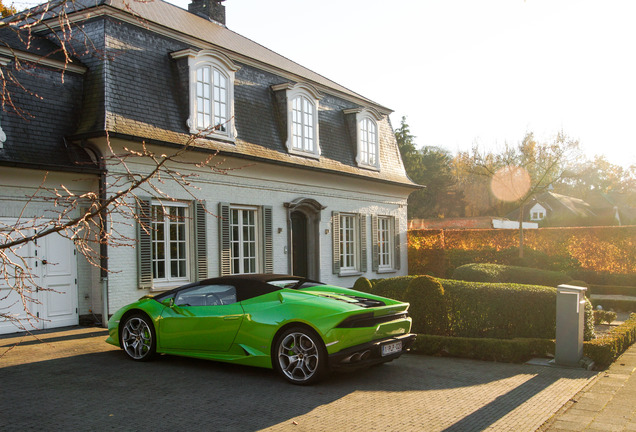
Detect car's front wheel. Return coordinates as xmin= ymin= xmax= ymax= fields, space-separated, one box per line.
xmin=273 ymin=326 xmax=328 ymax=385
xmin=120 ymin=313 xmax=156 ymax=361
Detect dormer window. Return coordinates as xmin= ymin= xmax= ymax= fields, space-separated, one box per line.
xmin=171 ymin=48 xmax=239 ymax=141
xmin=359 ymin=117 xmax=377 ymax=166
xmin=344 ymin=108 xmax=383 ymax=170
xmin=272 ymin=83 xmax=321 ymax=159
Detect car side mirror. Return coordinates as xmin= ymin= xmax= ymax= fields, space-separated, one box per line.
xmin=161 ymin=298 xmax=174 ymax=308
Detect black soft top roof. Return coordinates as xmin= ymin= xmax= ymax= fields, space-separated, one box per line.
xmin=154 ymin=274 xmax=322 ymax=302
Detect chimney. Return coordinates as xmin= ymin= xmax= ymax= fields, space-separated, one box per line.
xmin=188 ymin=0 xmax=226 ymax=25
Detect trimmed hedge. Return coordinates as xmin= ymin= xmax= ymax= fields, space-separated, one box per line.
xmin=591 ymin=299 xmax=636 ymax=313
xmin=452 ymin=263 xmax=573 ymax=287
xmin=363 ymin=276 xmax=559 ymax=339
xmin=413 ymin=335 xmax=554 ymax=363
xmin=589 ymin=285 xmax=636 ymax=296
xmin=408 ymin=226 xmax=636 ymax=278
xmin=584 ymin=314 xmax=636 ymax=368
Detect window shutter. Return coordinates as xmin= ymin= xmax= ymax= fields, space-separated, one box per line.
xmin=194 ymin=201 xmax=208 ymax=280
xmin=262 ymin=205 xmax=273 ymax=274
xmin=137 ymin=197 xmax=153 ymax=289
xmin=359 ymin=214 xmax=367 ymax=273
xmin=331 ymin=211 xmax=340 ymax=274
xmin=394 ymin=216 xmax=401 ymax=270
xmin=219 ymin=202 xmax=231 ymax=276
xmin=371 ymin=215 xmax=379 ymax=271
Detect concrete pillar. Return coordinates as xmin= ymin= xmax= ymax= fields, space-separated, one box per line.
xmin=555 ymin=284 xmax=588 ymax=366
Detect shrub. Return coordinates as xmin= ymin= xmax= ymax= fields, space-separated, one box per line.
xmin=440 ymin=278 xmax=558 ymax=339
xmin=584 ymin=314 xmax=636 ymax=368
xmin=584 ymin=298 xmax=596 ymax=341
xmin=593 ymin=310 xmax=617 ymax=325
xmin=406 ymin=276 xmax=448 ymax=335
xmin=452 ymin=263 xmax=572 ymax=287
xmin=588 ymin=285 xmax=636 ymax=296
xmin=353 ymin=277 xmax=373 ymax=293
xmin=366 ymin=275 xmax=415 ymax=300
xmin=568 ymin=269 xmax=636 ymax=287
xmin=591 ymin=299 xmax=636 ymax=313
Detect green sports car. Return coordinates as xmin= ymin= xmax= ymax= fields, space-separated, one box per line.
xmin=106 ymin=274 xmax=416 ymax=385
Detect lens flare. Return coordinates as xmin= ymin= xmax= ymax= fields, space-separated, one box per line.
xmin=490 ymin=166 xmax=531 ymax=202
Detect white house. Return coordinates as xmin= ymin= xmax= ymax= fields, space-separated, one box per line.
xmin=0 ymin=0 xmax=418 ymax=334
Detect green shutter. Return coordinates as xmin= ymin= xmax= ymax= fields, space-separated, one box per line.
xmin=194 ymin=201 xmax=208 ymax=280
xmin=394 ymin=216 xmax=401 ymax=270
xmin=371 ymin=215 xmax=379 ymax=271
xmin=359 ymin=214 xmax=367 ymax=273
xmin=137 ymin=197 xmax=153 ymax=289
xmin=219 ymin=202 xmax=231 ymax=276
xmin=262 ymin=205 xmax=273 ymax=274
xmin=332 ymin=211 xmax=340 ymax=274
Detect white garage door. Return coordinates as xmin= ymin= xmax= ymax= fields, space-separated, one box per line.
xmin=0 ymin=225 xmax=78 ymax=335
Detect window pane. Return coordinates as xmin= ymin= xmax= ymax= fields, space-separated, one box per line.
xmin=151 ymin=204 xmax=189 ymax=282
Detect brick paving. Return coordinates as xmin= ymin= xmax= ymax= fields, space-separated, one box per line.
xmin=0 ymin=326 xmax=596 ymax=432
xmin=541 ymin=343 xmax=636 ymax=432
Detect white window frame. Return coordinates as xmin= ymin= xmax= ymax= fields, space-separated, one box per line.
xmin=151 ymin=201 xmax=191 ymax=286
xmin=529 ymin=203 xmax=547 ymax=221
xmin=339 ymin=213 xmax=359 ymax=273
xmin=272 ymin=83 xmax=322 ymax=159
xmin=171 ymin=49 xmax=240 ymax=141
xmin=377 ymin=216 xmax=393 ymax=271
xmin=230 ymin=205 xmax=261 ymax=275
xmin=344 ymin=108 xmax=383 ymax=170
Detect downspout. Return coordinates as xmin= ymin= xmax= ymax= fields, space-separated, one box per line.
xmin=75 ymin=141 xmax=109 ymax=327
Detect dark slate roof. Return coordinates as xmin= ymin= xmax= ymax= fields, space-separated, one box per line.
xmin=507 ymin=192 xmax=597 ymax=221
xmin=4 ymin=0 xmax=416 ymax=186
xmin=0 ymin=28 xmax=95 ymax=172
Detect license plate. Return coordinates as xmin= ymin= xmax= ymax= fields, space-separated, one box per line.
xmin=381 ymin=341 xmax=402 ymax=356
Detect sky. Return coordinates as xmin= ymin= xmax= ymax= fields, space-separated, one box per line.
xmin=165 ymin=0 xmax=633 ymax=169
xmin=13 ymin=0 xmax=635 ymax=168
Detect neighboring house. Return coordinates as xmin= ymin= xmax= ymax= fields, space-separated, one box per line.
xmin=585 ymin=191 xmax=636 ymax=226
xmin=0 ymin=0 xmax=418 ymax=334
xmin=408 ymin=217 xmax=538 ymax=230
xmin=506 ymin=192 xmax=597 ymax=226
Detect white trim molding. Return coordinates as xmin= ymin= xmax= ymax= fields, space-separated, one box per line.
xmin=272 ymin=82 xmax=322 ymax=159
xmin=344 ymin=107 xmax=383 ymax=171
xmin=171 ymin=48 xmax=240 ymax=141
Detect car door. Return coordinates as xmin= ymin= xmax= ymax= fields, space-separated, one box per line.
xmin=159 ymin=284 xmax=244 ymax=352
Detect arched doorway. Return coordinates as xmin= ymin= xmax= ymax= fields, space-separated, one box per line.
xmin=285 ymin=198 xmax=325 ymax=280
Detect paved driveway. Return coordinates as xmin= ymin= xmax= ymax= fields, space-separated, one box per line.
xmin=0 ymin=327 xmax=595 ymax=432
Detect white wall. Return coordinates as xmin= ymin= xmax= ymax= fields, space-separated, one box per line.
xmin=0 ymin=167 xmax=101 ymax=316
xmin=101 ymin=139 xmax=413 ymax=311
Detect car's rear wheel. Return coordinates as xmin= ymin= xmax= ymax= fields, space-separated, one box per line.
xmin=121 ymin=313 xmax=156 ymax=361
xmin=273 ymin=326 xmax=327 ymax=385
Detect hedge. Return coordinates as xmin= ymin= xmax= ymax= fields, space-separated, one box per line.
xmin=591 ymin=299 xmax=636 ymax=313
xmin=583 ymin=314 xmax=636 ymax=368
xmin=408 ymin=225 xmax=636 ymax=278
xmin=452 ymin=263 xmax=573 ymax=287
xmin=588 ymin=285 xmax=636 ymax=296
xmin=363 ymin=276 xmax=561 ymax=339
xmin=413 ymin=335 xmax=554 ymax=363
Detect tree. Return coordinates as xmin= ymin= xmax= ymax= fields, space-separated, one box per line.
xmin=395 ymin=117 xmax=465 ymax=219
xmin=0 ymin=0 xmax=16 ymax=18
xmin=452 ymin=131 xmax=580 ymax=257
xmin=0 ymin=0 xmax=235 ymax=337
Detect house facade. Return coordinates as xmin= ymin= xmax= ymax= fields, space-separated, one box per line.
xmin=0 ymin=0 xmax=418 ymax=333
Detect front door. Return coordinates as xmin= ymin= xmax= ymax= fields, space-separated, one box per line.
xmin=39 ymin=233 xmax=79 ymax=329
xmin=291 ymin=211 xmax=308 ymax=278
